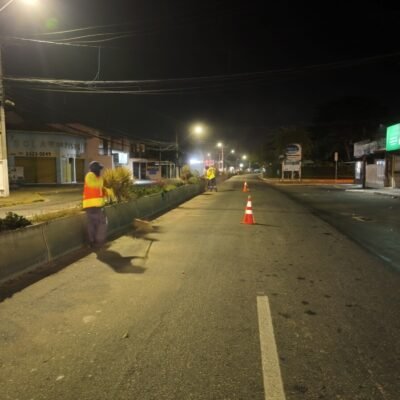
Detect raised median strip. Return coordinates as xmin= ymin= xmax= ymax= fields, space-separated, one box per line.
xmin=0 ymin=183 xmax=204 ymax=284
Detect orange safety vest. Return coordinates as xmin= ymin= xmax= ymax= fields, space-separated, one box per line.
xmin=83 ymin=171 xmax=106 ymax=209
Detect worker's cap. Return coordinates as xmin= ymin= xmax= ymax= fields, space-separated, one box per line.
xmin=89 ymin=161 xmax=104 ymax=172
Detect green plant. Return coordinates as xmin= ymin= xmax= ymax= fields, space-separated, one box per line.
xmin=130 ymin=184 xmax=163 ymax=198
xmin=102 ymin=166 xmax=134 ymax=203
xmin=0 ymin=212 xmax=32 ymax=232
xmin=181 ymin=164 xmax=200 ymax=182
xmin=163 ymin=184 xmax=177 ymax=192
xmin=162 ymin=178 xmax=185 ymax=187
xmin=188 ymin=176 xmax=201 ymax=184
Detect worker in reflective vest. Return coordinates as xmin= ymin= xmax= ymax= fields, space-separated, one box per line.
xmin=83 ymin=161 xmax=109 ymax=249
xmin=205 ymin=165 xmax=217 ymax=191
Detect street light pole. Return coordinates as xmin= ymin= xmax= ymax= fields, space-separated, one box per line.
xmin=217 ymin=142 xmax=224 ymax=172
xmin=0 ymin=42 xmax=10 ymax=196
xmin=0 ymin=0 xmax=39 ymax=196
xmin=0 ymin=0 xmax=19 ymax=197
xmin=175 ymin=131 xmax=179 ymax=178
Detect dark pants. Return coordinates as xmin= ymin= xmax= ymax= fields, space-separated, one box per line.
xmin=85 ymin=207 xmax=107 ymax=247
xmin=207 ymin=178 xmax=216 ymax=188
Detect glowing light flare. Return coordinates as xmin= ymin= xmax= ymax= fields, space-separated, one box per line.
xmin=193 ymin=125 xmax=203 ymax=134
xmin=189 ymin=158 xmax=202 ymax=165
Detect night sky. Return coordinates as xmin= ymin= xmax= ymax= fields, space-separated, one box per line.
xmin=2 ymin=0 xmax=400 ymax=150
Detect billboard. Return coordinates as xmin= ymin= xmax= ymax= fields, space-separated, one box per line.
xmin=285 ymin=143 xmax=302 ymax=161
xmin=386 ymin=123 xmax=400 ymax=151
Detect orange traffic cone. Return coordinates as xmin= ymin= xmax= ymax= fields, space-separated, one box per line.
xmin=242 ymin=181 xmax=250 ymax=192
xmin=242 ymin=195 xmax=256 ymax=224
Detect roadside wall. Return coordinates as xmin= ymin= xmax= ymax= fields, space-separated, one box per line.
xmin=0 ymin=183 xmax=203 ymax=283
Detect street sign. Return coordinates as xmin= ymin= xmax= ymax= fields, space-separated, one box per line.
xmin=285 ymin=143 xmax=302 ymax=161
xmin=334 ymin=151 xmax=338 ymax=161
xmin=282 ymin=160 xmax=301 ymax=172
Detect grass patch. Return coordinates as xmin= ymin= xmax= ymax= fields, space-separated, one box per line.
xmin=0 ymin=192 xmax=45 ymax=208
xmin=30 ymin=208 xmax=82 ymax=224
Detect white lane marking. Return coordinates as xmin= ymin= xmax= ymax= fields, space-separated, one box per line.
xmin=257 ymin=295 xmax=286 ymax=400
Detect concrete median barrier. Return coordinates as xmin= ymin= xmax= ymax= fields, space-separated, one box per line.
xmin=43 ymin=214 xmax=86 ymax=260
xmin=0 ymin=224 xmax=49 ymax=282
xmin=0 ymin=183 xmax=204 ymax=284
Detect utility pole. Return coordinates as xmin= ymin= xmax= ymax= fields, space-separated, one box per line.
xmin=221 ymin=144 xmax=224 ymax=172
xmin=175 ymin=131 xmax=179 ymax=178
xmin=0 ymin=42 xmax=10 ymax=197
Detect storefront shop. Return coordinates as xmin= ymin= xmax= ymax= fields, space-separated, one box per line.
xmin=7 ymin=130 xmax=85 ymax=184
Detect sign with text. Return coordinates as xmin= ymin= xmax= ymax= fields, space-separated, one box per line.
xmin=8 ymin=132 xmax=85 ymax=158
xmin=282 ymin=160 xmax=301 ymax=172
xmin=285 ymin=143 xmax=302 ymax=161
xmin=386 ymin=123 xmax=400 ymax=151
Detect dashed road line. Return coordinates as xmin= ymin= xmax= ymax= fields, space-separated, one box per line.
xmin=257 ymin=295 xmax=286 ymax=400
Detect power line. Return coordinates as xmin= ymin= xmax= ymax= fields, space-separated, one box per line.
xmin=4 ymin=49 xmax=400 ymax=95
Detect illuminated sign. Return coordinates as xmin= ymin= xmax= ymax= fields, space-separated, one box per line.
xmin=285 ymin=143 xmax=302 ymax=161
xmin=386 ymin=123 xmax=400 ymax=151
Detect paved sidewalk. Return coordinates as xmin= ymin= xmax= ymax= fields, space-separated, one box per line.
xmin=346 ymin=186 xmax=400 ymax=198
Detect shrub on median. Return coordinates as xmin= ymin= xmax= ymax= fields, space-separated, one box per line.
xmin=0 ymin=212 xmax=32 ymax=232
xmin=103 ymin=166 xmax=134 ymax=203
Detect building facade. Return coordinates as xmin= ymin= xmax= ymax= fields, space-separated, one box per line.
xmin=6 ymin=120 xmax=176 ymax=185
xmin=8 ymin=130 xmax=86 ymax=184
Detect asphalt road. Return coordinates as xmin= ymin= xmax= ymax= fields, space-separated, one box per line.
xmin=0 ymin=191 xmax=82 ymax=218
xmin=1 ymin=175 xmax=399 ymax=399
xmin=270 ymin=182 xmax=400 ymax=272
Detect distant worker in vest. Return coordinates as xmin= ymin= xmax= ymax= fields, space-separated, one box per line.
xmin=82 ymin=161 xmax=111 ymax=249
xmin=205 ymin=165 xmax=217 ymax=191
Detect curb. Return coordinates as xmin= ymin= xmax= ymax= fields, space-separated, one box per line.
xmin=0 ymin=183 xmax=204 ymax=284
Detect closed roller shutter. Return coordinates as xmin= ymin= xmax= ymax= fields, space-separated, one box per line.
xmin=14 ymin=157 xmax=36 ymax=183
xmin=14 ymin=157 xmax=56 ymax=183
xmin=37 ymin=158 xmax=56 ymax=183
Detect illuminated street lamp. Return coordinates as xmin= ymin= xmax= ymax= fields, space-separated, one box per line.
xmin=242 ymin=154 xmax=250 ymax=171
xmin=217 ymin=142 xmax=224 ymax=172
xmin=193 ymin=125 xmax=203 ymax=135
xmin=175 ymin=123 xmax=205 ymax=178
xmin=0 ymin=0 xmax=39 ymax=196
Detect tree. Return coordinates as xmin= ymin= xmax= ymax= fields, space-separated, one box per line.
xmin=261 ymin=126 xmax=313 ymax=163
xmin=313 ymin=96 xmax=388 ymax=161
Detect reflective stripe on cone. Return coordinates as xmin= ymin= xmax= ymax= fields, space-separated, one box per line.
xmin=242 ymin=195 xmax=255 ymax=224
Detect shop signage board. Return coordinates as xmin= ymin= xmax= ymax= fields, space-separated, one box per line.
xmin=386 ymin=123 xmax=400 ymax=151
